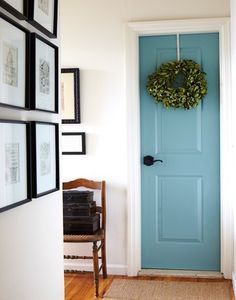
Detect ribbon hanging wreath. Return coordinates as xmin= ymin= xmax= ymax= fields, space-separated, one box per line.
xmin=146 ymin=59 xmax=207 ymax=110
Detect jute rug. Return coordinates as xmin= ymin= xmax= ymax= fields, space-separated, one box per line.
xmin=103 ymin=279 xmax=231 ymax=300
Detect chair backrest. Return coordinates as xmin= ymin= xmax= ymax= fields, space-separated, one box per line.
xmin=63 ymin=178 xmax=106 ymax=232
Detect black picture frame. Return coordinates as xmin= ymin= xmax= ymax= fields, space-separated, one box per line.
xmin=0 ymin=0 xmax=27 ymax=20
xmin=0 ymin=12 xmax=30 ymax=110
xmin=0 ymin=119 xmax=31 ymax=213
xmin=31 ymin=121 xmax=59 ymax=198
xmin=62 ymin=132 xmax=86 ymax=155
xmin=61 ymin=68 xmax=80 ymax=124
xmin=26 ymin=0 xmax=58 ymax=38
xmin=30 ymin=33 xmax=58 ymax=113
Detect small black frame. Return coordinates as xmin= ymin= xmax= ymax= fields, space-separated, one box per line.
xmin=0 ymin=12 xmax=30 ymax=110
xmin=26 ymin=0 xmax=58 ymax=38
xmin=0 ymin=119 xmax=31 ymax=213
xmin=30 ymin=33 xmax=58 ymax=113
xmin=61 ymin=68 xmax=80 ymax=124
xmin=62 ymin=132 xmax=86 ymax=155
xmin=0 ymin=0 xmax=27 ymax=20
xmin=31 ymin=121 xmax=59 ymax=198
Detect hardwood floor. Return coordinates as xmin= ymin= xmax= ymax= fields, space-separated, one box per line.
xmin=64 ymin=273 xmax=235 ymax=300
xmin=64 ymin=273 xmax=113 ymax=299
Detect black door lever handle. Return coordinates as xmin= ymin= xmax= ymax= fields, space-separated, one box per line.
xmin=143 ymin=155 xmax=163 ymax=166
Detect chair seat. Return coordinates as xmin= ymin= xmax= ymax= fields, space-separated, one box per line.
xmin=64 ymin=229 xmax=104 ymax=243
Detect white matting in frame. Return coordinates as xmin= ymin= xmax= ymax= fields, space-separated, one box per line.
xmin=34 ymin=34 xmax=58 ymax=113
xmin=61 ymin=68 xmax=80 ymax=123
xmin=34 ymin=122 xmax=59 ymax=197
xmin=27 ymin=0 xmax=58 ymax=38
xmin=61 ymin=72 xmax=75 ymax=119
xmin=0 ymin=120 xmax=31 ymax=212
xmin=62 ymin=132 xmax=86 ymax=155
xmin=0 ymin=13 xmax=28 ymax=109
xmin=34 ymin=0 xmax=55 ymax=33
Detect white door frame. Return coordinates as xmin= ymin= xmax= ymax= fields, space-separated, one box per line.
xmin=125 ymin=18 xmax=233 ymax=278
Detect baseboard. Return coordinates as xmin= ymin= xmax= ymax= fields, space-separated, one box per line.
xmin=64 ymin=261 xmax=128 ymax=275
xmin=232 ymin=272 xmax=236 ymax=298
xmin=139 ymin=269 xmax=223 ymax=278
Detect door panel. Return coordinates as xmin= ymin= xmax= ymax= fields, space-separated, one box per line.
xmin=156 ymin=104 xmax=202 ymax=153
xmin=140 ymin=33 xmax=220 ymax=270
xmin=157 ymin=176 xmax=203 ymax=242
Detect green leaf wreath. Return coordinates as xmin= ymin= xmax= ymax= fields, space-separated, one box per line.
xmin=146 ymin=59 xmax=207 ymax=109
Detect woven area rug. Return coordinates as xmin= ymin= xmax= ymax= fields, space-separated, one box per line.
xmin=103 ymin=279 xmax=231 ymax=300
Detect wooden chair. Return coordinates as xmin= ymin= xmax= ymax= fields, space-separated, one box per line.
xmin=63 ymin=178 xmax=107 ymax=297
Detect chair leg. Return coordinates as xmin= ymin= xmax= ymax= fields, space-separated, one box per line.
xmin=93 ymin=241 xmax=99 ymax=297
xmin=101 ymin=239 xmax=107 ymax=278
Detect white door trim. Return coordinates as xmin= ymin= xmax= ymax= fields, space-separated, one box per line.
xmin=125 ymin=18 xmax=233 ymax=278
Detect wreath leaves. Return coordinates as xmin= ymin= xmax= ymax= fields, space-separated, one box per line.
xmin=146 ymin=60 xmax=207 ymax=109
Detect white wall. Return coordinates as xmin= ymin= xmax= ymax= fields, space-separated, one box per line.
xmin=61 ymin=0 xmax=230 ymax=275
xmin=0 ymin=9 xmax=64 ymax=300
xmin=230 ymin=0 xmax=236 ymax=293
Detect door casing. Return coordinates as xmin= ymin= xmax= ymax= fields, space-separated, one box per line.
xmin=125 ymin=18 xmax=233 ymax=278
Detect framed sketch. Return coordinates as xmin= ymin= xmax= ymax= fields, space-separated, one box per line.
xmin=0 ymin=120 xmax=31 ymax=213
xmin=61 ymin=68 xmax=80 ymax=124
xmin=30 ymin=33 xmax=58 ymax=113
xmin=0 ymin=0 xmax=27 ymax=19
xmin=0 ymin=12 xmax=30 ymax=109
xmin=27 ymin=0 xmax=58 ymax=38
xmin=62 ymin=132 xmax=86 ymax=155
xmin=31 ymin=121 xmax=59 ymax=198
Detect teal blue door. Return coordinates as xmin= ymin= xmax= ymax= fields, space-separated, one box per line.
xmin=140 ymin=33 xmax=220 ymax=270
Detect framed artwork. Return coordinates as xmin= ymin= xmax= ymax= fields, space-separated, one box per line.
xmin=27 ymin=0 xmax=58 ymax=38
xmin=0 ymin=12 xmax=30 ymax=109
xmin=31 ymin=122 xmax=59 ymax=198
xmin=30 ymin=33 xmax=58 ymax=113
xmin=61 ymin=68 xmax=80 ymax=124
xmin=62 ymin=132 xmax=86 ymax=155
xmin=0 ymin=0 xmax=27 ymax=19
xmin=0 ymin=120 xmax=31 ymax=213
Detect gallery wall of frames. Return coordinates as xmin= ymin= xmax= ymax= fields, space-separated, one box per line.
xmin=0 ymin=0 xmax=59 ymax=213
